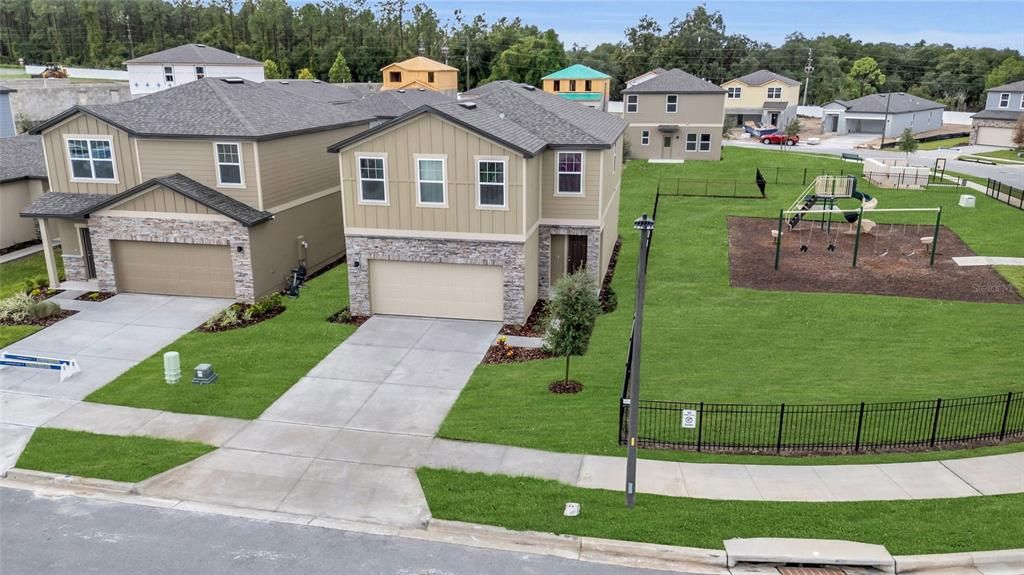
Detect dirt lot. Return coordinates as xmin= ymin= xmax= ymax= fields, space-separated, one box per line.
xmin=727 ymin=216 xmax=1023 ymax=304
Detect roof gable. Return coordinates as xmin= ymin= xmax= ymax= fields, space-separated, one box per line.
xmin=732 ymin=70 xmax=800 ymax=87
xmin=543 ymin=64 xmax=611 ymax=80
xmin=125 ymin=43 xmax=261 ymax=66
xmin=0 ymin=135 xmax=47 ymax=183
xmin=381 ymin=56 xmax=458 ymax=72
xmin=622 ymin=68 xmax=723 ymax=94
xmin=987 ymin=80 xmax=1024 ymax=93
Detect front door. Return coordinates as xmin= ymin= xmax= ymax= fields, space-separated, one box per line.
xmin=661 ymin=135 xmax=672 ymax=159
xmin=769 ymin=112 xmax=780 ymax=126
xmin=567 ymin=235 xmax=589 ymax=274
xmin=79 ymin=227 xmax=97 ymax=279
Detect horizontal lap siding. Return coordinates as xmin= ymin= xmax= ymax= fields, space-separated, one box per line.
xmin=41 ymin=114 xmax=139 ymax=195
xmin=541 ymin=149 xmax=600 ymax=220
xmin=137 ymin=139 xmax=258 ymax=206
xmin=259 ymin=125 xmax=368 ymax=210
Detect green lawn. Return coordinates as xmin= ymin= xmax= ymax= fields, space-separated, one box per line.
xmin=418 ymin=469 xmax=1024 ymax=555
xmin=0 ymin=249 xmax=64 ymax=346
xmin=86 ymin=265 xmax=356 ymax=419
xmin=974 ymin=149 xmax=1024 ymax=162
xmin=16 ymin=428 xmax=214 ymax=483
xmin=440 ymin=147 xmax=1024 ymax=460
xmin=917 ymin=136 xmax=968 ymax=150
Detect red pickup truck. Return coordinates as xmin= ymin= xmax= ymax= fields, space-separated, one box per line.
xmin=761 ymin=133 xmax=799 ymax=146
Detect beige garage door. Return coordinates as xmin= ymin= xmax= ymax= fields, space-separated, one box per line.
xmin=370 ymin=260 xmax=503 ymax=321
xmin=976 ymin=127 xmax=1014 ymax=148
xmin=112 ymin=240 xmax=235 ymax=298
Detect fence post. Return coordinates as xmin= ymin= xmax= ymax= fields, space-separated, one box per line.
xmin=854 ymin=402 xmax=865 ymax=452
xmin=696 ymin=402 xmax=704 ymax=452
xmin=999 ymin=392 xmax=1014 ymax=440
xmin=930 ymin=398 xmax=943 ymax=446
xmin=803 ymin=167 xmax=807 ymax=186
xmin=776 ymin=403 xmax=786 ymax=452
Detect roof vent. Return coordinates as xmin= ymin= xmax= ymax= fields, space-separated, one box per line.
xmin=499 ymin=112 xmax=505 ymax=120
xmin=397 ymin=89 xmax=406 ymax=93
xmin=222 ymin=77 xmax=245 ymax=84
xmin=521 ymin=84 xmax=536 ymax=91
xmin=313 ymin=79 xmax=321 ymax=83
xmin=458 ymin=101 xmax=477 ymax=110
xmin=196 ymin=44 xmax=206 ymax=48
xmin=417 ymin=87 xmax=425 ymax=92
xmin=279 ymin=80 xmax=290 ymax=84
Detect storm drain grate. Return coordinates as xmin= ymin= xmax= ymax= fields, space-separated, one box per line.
xmin=777 ymin=567 xmax=846 ymax=575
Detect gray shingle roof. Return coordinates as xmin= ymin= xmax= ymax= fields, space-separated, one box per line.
xmin=349 ymin=89 xmax=454 ymax=119
xmin=622 ymin=68 xmax=724 ymax=94
xmin=763 ymin=100 xmax=789 ymax=111
xmin=734 ymin=70 xmax=800 ymax=87
xmin=31 ymin=78 xmax=375 ymax=140
xmin=987 ymin=80 xmax=1024 ymax=93
xmin=125 ymin=43 xmax=261 ymax=66
xmin=831 ymin=92 xmax=944 ymax=114
xmin=21 ymin=193 xmax=111 ymax=219
xmin=0 ymin=84 xmax=15 ymax=94
xmin=267 ymin=79 xmax=365 ymax=104
xmin=0 ymin=135 xmax=47 ymax=184
xmin=972 ymin=109 xmax=1023 ymax=121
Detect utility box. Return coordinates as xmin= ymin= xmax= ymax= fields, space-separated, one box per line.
xmin=192 ymin=363 xmax=218 ymax=385
xmin=959 ymin=194 xmax=976 ymax=208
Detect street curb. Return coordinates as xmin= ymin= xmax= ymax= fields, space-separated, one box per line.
xmin=895 ymin=549 xmax=1024 ymax=573
xmin=3 ymin=468 xmax=137 ymax=494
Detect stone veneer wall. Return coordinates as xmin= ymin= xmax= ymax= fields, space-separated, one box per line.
xmin=969 ymin=118 xmax=1016 ymax=145
xmin=88 ymin=215 xmax=255 ymax=302
xmin=62 ymin=254 xmax=89 ymax=282
xmin=537 ymin=224 xmax=602 ymax=300
xmin=345 ymin=235 xmax=527 ymax=324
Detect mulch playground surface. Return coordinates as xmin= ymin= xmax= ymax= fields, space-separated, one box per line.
xmin=727 ymin=217 xmax=1023 ymax=304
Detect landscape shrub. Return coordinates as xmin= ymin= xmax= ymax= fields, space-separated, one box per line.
xmin=0 ymin=292 xmax=38 ymax=323
xmin=28 ymin=301 xmax=61 ymax=320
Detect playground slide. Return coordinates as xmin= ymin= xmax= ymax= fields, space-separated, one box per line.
xmin=842 ymin=190 xmax=878 ymax=227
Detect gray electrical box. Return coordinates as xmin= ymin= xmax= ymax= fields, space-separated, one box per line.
xmin=192 ymin=363 xmax=218 ymax=385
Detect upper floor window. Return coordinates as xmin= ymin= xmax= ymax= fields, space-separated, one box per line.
xmin=67 ymin=138 xmax=115 ymax=181
xmin=556 ymin=151 xmax=583 ymax=195
xmin=427 ymin=71 xmax=435 ymax=83
xmin=666 ymin=94 xmax=678 ymax=113
xmin=477 ymin=159 xmax=506 ymax=208
xmin=195 ymin=66 xmax=205 ymax=80
xmin=164 ymin=66 xmax=174 ymax=83
xmin=727 ymin=87 xmax=742 ymax=99
xmin=357 ymin=155 xmax=388 ymax=204
xmin=767 ymin=87 xmax=783 ymax=99
xmin=416 ymin=157 xmax=446 ymax=206
xmin=626 ymin=94 xmax=638 ymax=113
xmin=215 ymin=143 xmax=244 ymax=186
xmin=553 ymin=80 xmax=561 ymax=92
xmin=585 ymin=80 xmax=592 ymax=91
xmin=999 ymin=93 xmax=1010 ymax=108
xmin=641 ymin=130 xmax=650 ymax=145
xmin=389 ymin=71 xmax=402 ymax=83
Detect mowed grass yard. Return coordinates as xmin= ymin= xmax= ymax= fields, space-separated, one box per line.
xmin=440 ymin=147 xmax=1024 ymax=457
xmin=86 ymin=265 xmax=356 ymax=419
xmin=0 ymin=250 xmax=64 ymax=347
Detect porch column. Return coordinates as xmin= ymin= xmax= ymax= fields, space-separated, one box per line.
xmin=37 ymin=218 xmax=59 ymax=288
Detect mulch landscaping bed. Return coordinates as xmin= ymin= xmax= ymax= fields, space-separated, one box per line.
xmin=0 ymin=309 xmax=78 ymax=328
xmin=74 ymin=291 xmax=115 ymax=302
xmin=0 ymin=239 xmax=42 ymax=256
xmin=29 ymin=289 xmax=63 ymax=302
xmin=548 ymin=380 xmax=583 ymax=394
xmin=195 ymin=304 xmax=286 ymax=333
xmin=728 ymin=216 xmax=1023 ymax=304
xmin=483 ymin=343 xmax=553 ymax=364
xmin=599 ymin=236 xmax=622 ymax=313
xmin=327 ymin=308 xmax=369 ymax=327
xmin=500 ymin=300 xmax=547 ymax=337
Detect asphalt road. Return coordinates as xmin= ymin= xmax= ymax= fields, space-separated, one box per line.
xmin=0 ymin=487 xmax=675 ymax=575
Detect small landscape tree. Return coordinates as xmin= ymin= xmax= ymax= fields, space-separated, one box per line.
xmin=897 ymin=127 xmax=919 ymax=162
xmin=297 ymin=67 xmax=316 ymax=80
xmin=328 ymin=51 xmax=353 ymax=83
xmin=784 ymin=117 xmax=801 ymax=139
xmin=543 ymin=269 xmax=601 ymax=388
xmin=263 ymin=59 xmax=281 ymax=79
xmin=1012 ymin=116 xmax=1024 ymax=154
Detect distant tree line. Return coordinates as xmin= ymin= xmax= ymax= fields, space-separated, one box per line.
xmin=0 ymin=1 xmax=1020 ymax=110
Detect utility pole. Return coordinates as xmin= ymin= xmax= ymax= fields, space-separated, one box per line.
xmin=119 ymin=11 xmax=136 ymax=60
xmin=802 ymin=49 xmax=813 ymax=107
xmin=879 ymin=92 xmax=892 ymax=148
xmin=625 ymin=213 xmax=655 ymax=509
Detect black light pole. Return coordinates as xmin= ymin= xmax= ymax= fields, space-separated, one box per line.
xmin=625 ymin=213 xmax=655 ymax=509
xmin=879 ymin=92 xmax=892 ymax=149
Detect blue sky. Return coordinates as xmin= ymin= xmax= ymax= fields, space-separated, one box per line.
xmin=401 ymin=1 xmax=1023 ymax=50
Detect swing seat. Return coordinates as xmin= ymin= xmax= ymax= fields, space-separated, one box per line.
xmin=920 ymin=236 xmax=934 ymax=246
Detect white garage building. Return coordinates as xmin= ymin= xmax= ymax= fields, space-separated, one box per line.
xmin=822 ymin=93 xmax=944 ymax=138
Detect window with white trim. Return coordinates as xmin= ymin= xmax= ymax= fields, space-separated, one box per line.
xmin=767 ymin=87 xmax=782 ymax=99
xmin=164 ymin=66 xmax=174 ymax=83
xmin=727 ymin=87 xmax=742 ymax=99
xmin=67 ymin=138 xmax=115 ymax=181
xmin=699 ymin=133 xmax=712 ymax=152
xmin=641 ymin=130 xmax=650 ymax=145
xmin=358 ymin=156 xmax=387 ymax=203
xmin=556 ymin=152 xmax=583 ymax=194
xmin=195 ymin=66 xmax=205 ymax=79
xmin=477 ymin=160 xmax=506 ymax=208
xmin=215 ymin=143 xmax=243 ymax=186
xmin=1020 ymin=93 xmax=1024 ymax=109
xmin=666 ymin=94 xmax=678 ymax=113
xmin=626 ymin=94 xmax=638 ymax=113
xmin=999 ymin=93 xmax=1010 ymax=108
xmin=612 ymin=147 xmax=617 ymax=174
xmin=416 ymin=157 xmax=445 ymax=205
xmin=685 ymin=133 xmax=698 ymax=152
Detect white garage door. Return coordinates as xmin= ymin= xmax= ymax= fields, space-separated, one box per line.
xmin=112 ymin=240 xmax=235 ymax=298
xmin=369 ymin=260 xmax=504 ymax=321
xmin=976 ymin=127 xmax=1014 ymax=148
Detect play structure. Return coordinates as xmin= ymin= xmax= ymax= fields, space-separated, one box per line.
xmin=773 ymin=175 xmax=942 ymax=270
xmin=0 ymin=351 xmax=80 ymax=382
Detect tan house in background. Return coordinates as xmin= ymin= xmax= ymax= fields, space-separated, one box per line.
xmin=328 ymin=81 xmax=626 ymax=324
xmin=0 ymin=135 xmax=48 ymax=250
xmin=722 ymin=70 xmax=801 ymax=129
xmin=622 ymin=68 xmax=726 ymax=161
xmin=541 ymin=64 xmax=612 ymax=111
xmin=23 ymin=78 xmax=376 ymax=301
xmin=380 ymin=56 xmax=458 ymax=96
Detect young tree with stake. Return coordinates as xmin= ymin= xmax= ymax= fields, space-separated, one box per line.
xmin=544 ymin=270 xmax=601 ymax=388
xmin=897 ymin=127 xmax=919 ymax=162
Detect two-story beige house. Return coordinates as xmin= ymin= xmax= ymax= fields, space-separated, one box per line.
xmin=721 ymin=70 xmax=801 ymax=129
xmin=23 ymin=78 xmax=376 ymax=302
xmin=621 ymin=68 xmax=726 ymax=161
xmin=327 ymin=81 xmax=627 ymax=324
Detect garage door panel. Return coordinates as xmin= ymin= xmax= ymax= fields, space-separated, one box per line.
xmin=112 ymin=241 xmax=235 ymax=298
xmin=370 ymin=260 xmax=503 ymax=321
xmin=977 ymin=127 xmax=1013 ymax=148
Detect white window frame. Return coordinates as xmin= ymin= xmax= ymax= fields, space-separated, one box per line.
xmin=641 ymin=130 xmax=650 ymax=145
xmin=213 ymin=142 xmax=245 ymax=188
xmin=612 ymin=147 xmax=617 ymax=174
xmin=699 ymin=133 xmax=712 ymax=152
xmin=65 ymin=135 xmax=118 ymax=183
xmin=414 ymin=154 xmax=447 ymax=208
xmin=195 ymin=66 xmax=205 ymax=80
xmin=1020 ymin=93 xmax=1024 ymax=109
xmin=626 ymin=94 xmax=638 ymax=114
xmin=998 ymin=93 xmax=1010 ymax=108
xmin=685 ymin=133 xmax=698 ymax=152
xmin=164 ymin=66 xmax=174 ymax=83
xmin=767 ymin=87 xmax=782 ymax=99
xmin=666 ymin=94 xmax=678 ymax=113
xmin=475 ymin=157 xmax=508 ymax=210
xmin=727 ymin=86 xmax=742 ymax=99
xmin=555 ymin=151 xmax=585 ymax=196
xmin=356 ymin=153 xmax=389 ymax=205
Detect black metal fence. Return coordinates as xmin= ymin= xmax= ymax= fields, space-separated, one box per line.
xmin=757 ymin=166 xmax=963 ymax=191
xmin=656 ymin=168 xmax=766 ymax=199
xmin=985 ymin=178 xmax=1024 ymax=210
xmin=618 ymin=391 xmax=1024 ymax=454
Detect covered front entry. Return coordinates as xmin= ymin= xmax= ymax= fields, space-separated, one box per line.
xmin=111 ymin=240 xmax=235 ymax=298
xmin=369 ymin=260 xmax=504 ymax=321
xmin=976 ymin=126 xmax=1014 ymax=148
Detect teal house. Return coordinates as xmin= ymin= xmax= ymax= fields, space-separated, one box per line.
xmin=541 ymin=64 xmax=611 ymax=111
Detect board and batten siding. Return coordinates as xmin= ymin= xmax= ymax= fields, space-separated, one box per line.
xmin=341 ymin=114 xmax=524 ymax=236
xmin=601 ymin=138 xmax=622 ymax=214
xmin=524 ymin=155 xmax=542 ymax=233
xmin=136 ymin=139 xmax=258 ymax=206
xmin=40 ymin=113 xmax=140 ymax=195
xmin=107 ymin=184 xmax=215 ymax=214
xmin=540 ymin=149 xmax=601 ymax=220
xmin=258 ymin=124 xmax=369 ymax=210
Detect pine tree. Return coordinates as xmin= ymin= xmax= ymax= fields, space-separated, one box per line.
xmin=328 ymin=51 xmax=352 ymax=83
xmin=297 ymin=67 xmax=315 ymax=80
xmin=263 ymin=59 xmax=281 ymax=79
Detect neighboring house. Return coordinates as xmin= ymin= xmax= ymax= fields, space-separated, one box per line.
xmin=348 ymin=88 xmax=454 ymax=126
xmin=721 ymin=70 xmax=801 ymax=128
xmin=0 ymin=135 xmax=48 ymax=249
xmin=541 ymin=64 xmax=612 ymax=111
xmin=327 ymin=81 xmax=627 ymax=324
xmin=380 ymin=57 xmax=458 ymax=96
xmin=625 ymin=67 xmax=666 ymax=89
xmin=970 ymin=80 xmax=1024 ymax=147
xmin=0 ymin=85 xmax=15 ymax=137
xmin=22 ymin=78 xmax=376 ymax=301
xmin=821 ymin=93 xmax=944 ymax=138
xmin=125 ymin=43 xmax=264 ymax=96
xmin=621 ymin=68 xmax=726 ymax=161
xmin=0 ymin=79 xmax=133 ymax=135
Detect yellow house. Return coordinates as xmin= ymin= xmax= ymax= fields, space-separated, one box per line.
xmin=541 ymin=64 xmax=611 ymax=111
xmin=721 ymin=70 xmax=801 ymax=128
xmin=380 ymin=56 xmax=458 ymax=96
